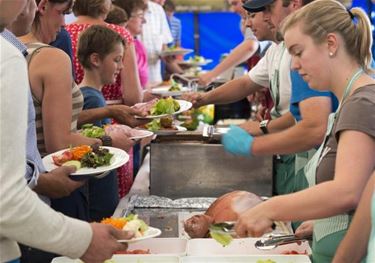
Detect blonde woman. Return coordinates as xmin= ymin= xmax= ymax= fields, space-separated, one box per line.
xmin=233 ymin=1 xmax=375 ymax=262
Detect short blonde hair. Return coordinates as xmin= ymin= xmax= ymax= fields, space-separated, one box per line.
xmin=281 ymin=0 xmax=373 ymax=73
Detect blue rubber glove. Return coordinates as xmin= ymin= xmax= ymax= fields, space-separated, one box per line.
xmin=222 ymin=125 xmax=254 ymax=157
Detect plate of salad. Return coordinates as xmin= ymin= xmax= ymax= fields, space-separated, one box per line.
xmin=101 ymin=214 xmax=162 ymax=243
xmin=160 ymin=47 xmax=193 ymax=57
xmin=42 ymin=145 xmax=129 ymax=176
xmin=179 ymin=56 xmax=213 ymax=67
xmin=133 ymin=98 xmax=192 ymax=120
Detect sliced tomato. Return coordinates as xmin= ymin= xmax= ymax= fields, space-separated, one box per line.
xmin=52 ymin=150 xmax=74 ymax=166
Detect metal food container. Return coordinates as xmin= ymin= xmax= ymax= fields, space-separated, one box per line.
xmin=150 ymin=130 xmax=273 ymax=198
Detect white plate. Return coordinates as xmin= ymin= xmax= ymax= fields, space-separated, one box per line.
xmin=130 ymin=129 xmax=154 ymax=140
xmin=42 ymin=146 xmax=129 ymax=176
xmin=160 ymin=48 xmax=193 ymax=57
xmin=151 ymin=86 xmax=191 ymax=97
xmin=179 ymin=59 xmax=213 ymax=67
xmin=155 ymin=125 xmax=187 ymax=135
xmin=118 ymin=227 xmax=162 ymax=243
xmin=136 ymin=100 xmax=192 ymax=120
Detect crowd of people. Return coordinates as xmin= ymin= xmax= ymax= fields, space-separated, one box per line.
xmin=0 ymin=0 xmax=374 ymax=262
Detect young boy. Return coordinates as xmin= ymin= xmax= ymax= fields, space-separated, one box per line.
xmin=77 ymin=25 xmax=133 ymax=221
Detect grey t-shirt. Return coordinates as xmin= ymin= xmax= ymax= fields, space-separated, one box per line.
xmin=316 ymin=85 xmax=375 ymax=184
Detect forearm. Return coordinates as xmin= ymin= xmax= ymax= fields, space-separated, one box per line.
xmin=210 ymin=40 xmax=259 ymax=77
xmin=265 ymin=181 xmax=361 ymax=222
xmin=77 ymin=107 xmax=111 ymax=127
xmin=332 ymin=175 xmax=374 ymax=263
xmin=200 ymin=75 xmax=261 ymax=106
xmin=252 ymin=117 xmax=324 ymax=155
xmin=266 ymin=112 xmax=296 ymax=133
xmin=122 ymin=44 xmax=143 ymax=106
xmin=165 ymin=59 xmax=183 ymax=74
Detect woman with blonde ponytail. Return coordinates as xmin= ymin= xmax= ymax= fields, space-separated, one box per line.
xmin=232 ymin=1 xmax=375 ymax=262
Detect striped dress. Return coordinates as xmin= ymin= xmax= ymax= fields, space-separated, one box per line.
xmin=26 ymin=43 xmax=84 ymax=157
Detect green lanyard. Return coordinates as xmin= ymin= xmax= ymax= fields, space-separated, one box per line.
xmin=304 ymin=68 xmax=363 ymax=188
xmin=327 ymin=68 xmax=363 ymax=142
xmin=336 ymin=68 xmax=363 ymax=114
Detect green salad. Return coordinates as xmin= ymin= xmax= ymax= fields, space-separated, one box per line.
xmin=168 ymin=79 xmax=182 ymax=91
xmin=209 ymin=225 xmax=233 ymax=247
xmin=150 ymin=97 xmax=180 ymax=116
xmin=80 ymin=124 xmax=105 ymax=138
xmin=190 ymin=55 xmax=205 ymax=63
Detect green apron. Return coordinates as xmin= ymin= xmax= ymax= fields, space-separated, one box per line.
xmin=269 ymin=44 xmax=296 ymax=196
xmin=303 ymin=69 xmax=363 ymax=262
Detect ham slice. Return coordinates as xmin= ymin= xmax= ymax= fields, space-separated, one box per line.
xmin=184 ymin=191 xmax=262 ymax=238
xmin=132 ymin=98 xmax=159 ymax=115
xmin=105 ymin=124 xmax=150 ymax=138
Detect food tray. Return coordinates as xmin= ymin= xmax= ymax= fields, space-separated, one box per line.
xmin=187 ymin=238 xmax=311 ymax=256
xmin=181 ymin=255 xmax=311 ymax=263
xmin=112 ymin=255 xmax=180 ymax=262
xmin=126 ymin=238 xmax=187 ymax=255
xmin=52 ymin=255 xmax=180 ymax=263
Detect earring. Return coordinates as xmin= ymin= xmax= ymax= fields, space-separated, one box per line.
xmin=329 ymin=52 xmax=333 ymax=57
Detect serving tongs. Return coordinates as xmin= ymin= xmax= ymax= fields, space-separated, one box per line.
xmin=255 ymin=234 xmax=312 ymax=250
xmin=209 ymin=221 xmax=236 ymax=234
xmin=202 ymin=125 xmax=229 ymax=142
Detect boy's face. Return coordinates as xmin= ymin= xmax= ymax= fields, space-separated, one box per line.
xmin=98 ymin=43 xmax=124 ymax=85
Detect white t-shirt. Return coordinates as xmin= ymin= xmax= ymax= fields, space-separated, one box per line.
xmin=0 ymin=36 xmax=92 ymax=262
xmin=140 ymin=1 xmax=173 ymax=83
xmin=248 ymin=41 xmax=291 ymax=117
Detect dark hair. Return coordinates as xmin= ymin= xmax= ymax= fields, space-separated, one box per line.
xmin=73 ymin=0 xmax=110 ymax=18
xmin=77 ymin=25 xmax=125 ymax=69
xmin=164 ymin=0 xmax=176 ymax=12
xmin=105 ymin=4 xmax=128 ymax=25
xmin=34 ymin=0 xmax=73 ymax=27
xmin=112 ymin=0 xmax=147 ymax=17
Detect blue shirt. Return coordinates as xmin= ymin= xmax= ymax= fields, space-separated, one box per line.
xmin=167 ymin=15 xmax=181 ymax=47
xmin=290 ymin=70 xmax=338 ymax=121
xmin=81 ymin=87 xmax=111 ymax=127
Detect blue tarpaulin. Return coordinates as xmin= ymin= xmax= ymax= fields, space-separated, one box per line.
xmin=175 ymin=12 xmax=244 ymax=70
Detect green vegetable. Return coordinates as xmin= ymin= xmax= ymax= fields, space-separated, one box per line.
xmin=181 ymin=118 xmax=199 ymax=131
xmin=80 ymin=124 xmax=105 ymax=138
xmin=169 ymin=79 xmax=182 ymax=91
xmin=210 ymin=231 xmax=233 ymax=247
xmin=145 ymin=119 xmax=161 ymax=132
xmin=80 ymin=147 xmax=113 ymax=168
xmin=123 ymin=214 xmax=148 ymax=236
xmin=150 ymin=97 xmax=180 ymax=116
